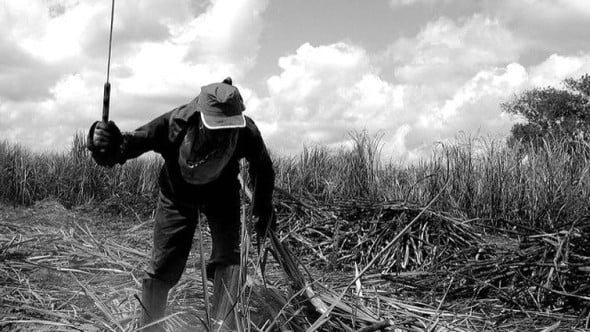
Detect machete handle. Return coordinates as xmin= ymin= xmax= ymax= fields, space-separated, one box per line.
xmin=102 ymin=81 xmax=111 ymax=123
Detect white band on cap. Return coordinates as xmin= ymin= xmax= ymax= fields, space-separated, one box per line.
xmin=200 ymin=112 xmax=246 ymax=129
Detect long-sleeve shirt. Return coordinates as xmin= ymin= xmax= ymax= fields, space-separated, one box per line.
xmin=118 ymin=104 xmax=275 ymax=219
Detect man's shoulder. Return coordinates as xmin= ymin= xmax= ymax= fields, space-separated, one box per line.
xmin=244 ymin=115 xmax=257 ymax=127
xmin=243 ymin=115 xmax=263 ymax=137
xmin=171 ymin=103 xmax=199 ymax=123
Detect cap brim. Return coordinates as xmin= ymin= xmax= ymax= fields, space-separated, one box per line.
xmin=201 ymin=112 xmax=246 ymax=129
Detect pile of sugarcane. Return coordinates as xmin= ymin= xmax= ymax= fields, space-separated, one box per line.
xmin=274 ymin=189 xmax=590 ymax=318
xmin=275 ymin=187 xmax=484 ymax=273
xmin=438 ymin=219 xmax=590 ymax=310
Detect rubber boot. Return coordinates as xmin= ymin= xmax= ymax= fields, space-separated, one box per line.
xmin=211 ymin=264 xmax=242 ymax=331
xmin=139 ymin=278 xmax=170 ymax=332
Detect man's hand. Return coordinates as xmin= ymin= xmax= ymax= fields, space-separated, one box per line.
xmin=92 ymin=121 xmax=117 ymax=152
xmin=87 ymin=120 xmax=122 ymax=167
xmin=254 ymin=208 xmax=277 ymax=238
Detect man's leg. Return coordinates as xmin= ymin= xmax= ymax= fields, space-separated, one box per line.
xmin=140 ymin=279 xmax=169 ymax=331
xmin=202 ymin=184 xmax=242 ymax=331
xmin=141 ymin=192 xmax=198 ymax=331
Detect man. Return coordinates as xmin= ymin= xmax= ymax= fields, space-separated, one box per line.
xmin=87 ymin=78 xmax=276 ymax=331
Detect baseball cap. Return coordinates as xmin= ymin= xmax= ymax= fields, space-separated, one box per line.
xmin=192 ymin=79 xmax=246 ymax=129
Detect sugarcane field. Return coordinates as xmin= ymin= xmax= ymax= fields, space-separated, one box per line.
xmin=1 ymin=131 xmax=589 ymax=331
xmin=2 ymin=1 xmax=590 ymax=332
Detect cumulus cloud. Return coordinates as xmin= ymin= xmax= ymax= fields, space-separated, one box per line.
xmin=528 ymin=54 xmax=590 ymax=87
xmin=388 ymin=0 xmax=590 ymax=67
xmin=0 ymin=72 xmax=98 ymax=149
xmin=381 ymin=15 xmax=521 ymax=90
xmin=253 ymin=15 xmax=525 ymax=160
xmin=494 ymin=1 xmax=589 ymax=57
xmin=386 ymin=53 xmax=590 ymax=162
xmin=255 ymin=41 xmax=528 ymax=161
xmin=251 ymin=13 xmax=589 ymax=162
xmin=408 ymin=63 xmax=527 ymax=149
xmin=0 ymin=0 xmax=269 ymax=151
xmin=181 ymin=0 xmax=269 ymax=67
xmin=250 ymin=42 xmax=405 ymax=155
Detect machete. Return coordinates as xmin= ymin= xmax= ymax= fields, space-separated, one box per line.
xmin=102 ymin=0 xmax=115 ymax=123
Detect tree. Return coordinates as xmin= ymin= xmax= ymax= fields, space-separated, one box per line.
xmin=502 ymin=74 xmax=590 ymax=146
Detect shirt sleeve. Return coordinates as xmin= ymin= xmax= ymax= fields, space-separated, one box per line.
xmin=118 ymin=104 xmax=197 ymax=162
xmin=243 ymin=117 xmax=275 ymax=219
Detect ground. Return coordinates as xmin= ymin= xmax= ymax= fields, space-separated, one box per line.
xmin=0 ymin=200 xmax=588 ymax=331
xmin=0 ymin=200 xmax=213 ymax=331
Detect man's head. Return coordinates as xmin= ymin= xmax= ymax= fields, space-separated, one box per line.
xmin=197 ymin=79 xmax=246 ymax=130
xmin=178 ymin=78 xmax=246 ymax=185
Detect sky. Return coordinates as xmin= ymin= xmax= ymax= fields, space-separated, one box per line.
xmin=1 ymin=0 xmax=590 ymax=162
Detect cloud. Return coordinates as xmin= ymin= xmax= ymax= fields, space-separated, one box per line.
xmin=0 ymin=71 xmax=102 ymax=150
xmin=0 ymin=0 xmax=269 ymax=151
xmin=528 ymin=54 xmax=590 ymax=87
xmin=252 ymin=13 xmax=589 ymax=162
xmin=463 ymin=1 xmax=589 ymax=57
xmin=0 ymin=40 xmax=67 ymax=102
xmin=182 ymin=0 xmax=269 ymax=67
xmin=0 ymin=1 xmax=86 ymax=102
xmin=409 ymin=63 xmax=527 ymax=147
xmin=493 ymin=0 xmax=590 ymax=24
xmin=387 ymin=1 xmax=590 ymax=65
xmin=250 ymin=42 xmax=405 ymax=155
xmin=7 ymin=1 xmax=107 ymax=63
xmin=115 ymin=0 xmax=270 ymax=127
xmin=381 ymin=15 xmax=521 ymax=87
xmin=117 ymin=0 xmax=269 ymax=99
xmin=399 ymin=53 xmax=590 ymax=161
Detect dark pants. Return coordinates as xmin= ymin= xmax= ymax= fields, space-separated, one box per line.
xmin=145 ymin=184 xmax=241 ymax=286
